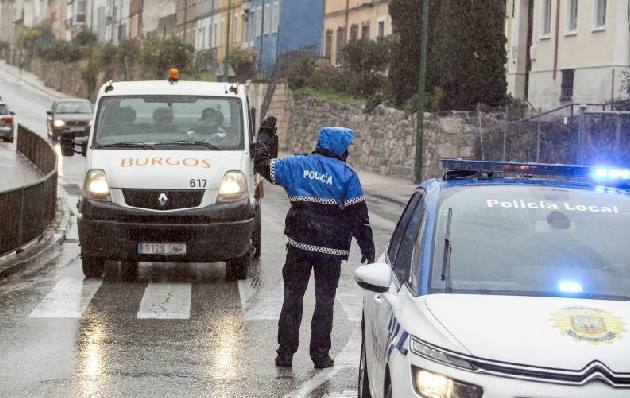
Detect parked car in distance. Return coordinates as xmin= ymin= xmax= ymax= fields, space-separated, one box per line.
xmin=47 ymin=99 xmax=93 ymax=141
xmin=0 ymin=97 xmax=15 ymax=143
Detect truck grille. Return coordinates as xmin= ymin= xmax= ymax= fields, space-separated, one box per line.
xmin=122 ymin=190 xmax=204 ymax=210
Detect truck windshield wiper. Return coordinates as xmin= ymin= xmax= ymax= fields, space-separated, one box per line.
xmin=440 ymin=208 xmax=454 ymax=293
xmin=95 ymin=142 xmax=155 ymax=150
xmin=154 ymin=141 xmax=220 ymax=150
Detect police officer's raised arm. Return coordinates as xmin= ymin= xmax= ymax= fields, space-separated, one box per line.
xmin=253 ymin=116 xmax=277 ymax=182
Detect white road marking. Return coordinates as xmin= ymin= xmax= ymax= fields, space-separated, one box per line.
xmin=29 ymin=277 xmax=102 ymax=318
xmin=337 ymin=291 xmax=364 ymax=322
xmin=284 ymin=325 xmax=361 ymax=398
xmin=136 ymin=282 xmax=191 ymax=319
xmin=238 ymin=278 xmax=285 ymax=321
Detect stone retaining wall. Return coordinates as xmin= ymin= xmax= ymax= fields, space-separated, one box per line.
xmin=285 ymin=94 xmax=497 ymax=179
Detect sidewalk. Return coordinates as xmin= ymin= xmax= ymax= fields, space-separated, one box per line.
xmin=0 ymin=60 xmax=67 ymax=100
xmin=356 ymin=168 xmax=416 ymax=205
xmin=0 ymin=144 xmax=43 ymax=192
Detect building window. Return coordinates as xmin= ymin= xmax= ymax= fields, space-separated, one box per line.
xmin=560 ymin=69 xmax=575 ymax=101
xmin=335 ymin=27 xmax=345 ymax=65
xmin=264 ymin=3 xmax=271 ymax=34
xmin=349 ymin=24 xmax=358 ymax=43
xmin=567 ymin=0 xmax=578 ymax=32
xmin=249 ymin=10 xmax=255 ymax=41
xmin=325 ymin=29 xmax=333 ymax=59
xmin=541 ymin=0 xmax=552 ymax=36
xmin=272 ymin=2 xmax=279 ymax=33
xmin=378 ymin=20 xmax=385 ymax=38
xmin=594 ymin=0 xmax=606 ymax=28
xmin=361 ymin=22 xmax=370 ymax=40
xmin=256 ymin=6 xmax=262 ymax=36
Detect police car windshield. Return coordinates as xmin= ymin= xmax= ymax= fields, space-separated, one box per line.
xmin=430 ymin=184 xmax=630 ymax=301
xmin=93 ymin=95 xmax=244 ymax=150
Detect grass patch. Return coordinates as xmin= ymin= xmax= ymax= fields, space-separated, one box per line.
xmin=294 ymin=87 xmax=365 ymax=105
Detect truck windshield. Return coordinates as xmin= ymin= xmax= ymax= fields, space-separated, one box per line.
xmin=93 ymin=95 xmax=244 ymax=150
xmin=430 ymin=185 xmax=630 ymax=301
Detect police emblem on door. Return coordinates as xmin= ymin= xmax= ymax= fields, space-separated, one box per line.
xmin=158 ymin=193 xmax=169 ymax=208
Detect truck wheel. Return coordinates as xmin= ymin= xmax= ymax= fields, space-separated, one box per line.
xmin=121 ymin=260 xmax=138 ymax=281
xmin=82 ymin=255 xmax=105 ymax=278
xmin=252 ymin=206 xmax=262 ymax=259
xmin=225 ymin=254 xmax=250 ymax=281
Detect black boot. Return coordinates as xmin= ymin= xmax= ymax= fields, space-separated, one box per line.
xmin=275 ymin=352 xmax=293 ymax=368
xmin=313 ymin=355 xmax=334 ymax=369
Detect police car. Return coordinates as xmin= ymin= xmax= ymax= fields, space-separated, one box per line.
xmin=60 ymin=70 xmax=261 ymax=280
xmin=355 ymin=159 xmax=630 ymax=398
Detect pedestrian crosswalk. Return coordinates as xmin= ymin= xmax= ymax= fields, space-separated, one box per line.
xmin=136 ymin=282 xmax=192 ymax=319
xmin=29 ymin=277 xmax=102 ymax=318
xmin=26 ymin=276 xmax=365 ymax=323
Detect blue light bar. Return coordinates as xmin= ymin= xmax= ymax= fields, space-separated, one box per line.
xmin=591 ymin=167 xmax=630 ymax=181
xmin=439 ymin=159 xmax=592 ymax=178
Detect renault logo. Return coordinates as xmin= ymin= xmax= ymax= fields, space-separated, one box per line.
xmin=158 ymin=193 xmax=169 ymax=207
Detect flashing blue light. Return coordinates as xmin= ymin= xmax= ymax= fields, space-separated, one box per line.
xmin=591 ymin=167 xmax=630 ymax=181
xmin=558 ymin=281 xmax=583 ymax=294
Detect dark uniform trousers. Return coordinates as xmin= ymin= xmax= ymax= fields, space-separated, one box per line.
xmin=277 ymin=247 xmax=342 ymax=360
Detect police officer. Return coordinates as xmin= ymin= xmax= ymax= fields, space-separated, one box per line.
xmin=254 ymin=116 xmax=375 ymax=369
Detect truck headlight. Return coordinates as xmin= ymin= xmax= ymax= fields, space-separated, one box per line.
xmin=54 ymin=119 xmax=65 ymax=128
xmin=83 ymin=169 xmax=111 ymax=201
xmin=217 ymin=171 xmax=248 ymax=203
xmin=412 ymin=367 xmax=482 ymax=398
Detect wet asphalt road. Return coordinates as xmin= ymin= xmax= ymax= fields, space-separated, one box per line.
xmin=0 ymin=69 xmax=406 ymax=397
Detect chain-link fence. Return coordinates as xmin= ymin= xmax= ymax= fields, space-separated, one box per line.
xmin=480 ymin=100 xmax=630 ymax=166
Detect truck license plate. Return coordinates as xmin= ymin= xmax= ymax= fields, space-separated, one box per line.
xmin=138 ymin=243 xmax=186 ymax=255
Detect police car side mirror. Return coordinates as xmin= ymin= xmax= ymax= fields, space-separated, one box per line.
xmin=9 ymin=111 xmax=15 ymax=115
xmin=354 ymin=263 xmax=392 ymax=294
xmin=46 ymin=110 xmax=53 ymax=116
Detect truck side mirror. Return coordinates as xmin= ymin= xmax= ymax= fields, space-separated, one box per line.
xmin=60 ymin=133 xmax=75 ymax=157
xmin=81 ymin=140 xmax=88 ymax=157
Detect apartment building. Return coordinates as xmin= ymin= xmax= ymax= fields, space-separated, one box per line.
xmin=322 ymin=0 xmax=391 ymax=66
xmin=506 ymin=0 xmax=630 ymax=110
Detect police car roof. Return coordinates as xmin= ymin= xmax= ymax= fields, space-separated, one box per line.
xmin=98 ymin=80 xmax=243 ymax=98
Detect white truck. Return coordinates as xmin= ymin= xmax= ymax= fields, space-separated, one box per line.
xmin=61 ymin=73 xmax=262 ymax=281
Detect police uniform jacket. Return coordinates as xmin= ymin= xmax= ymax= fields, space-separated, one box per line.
xmin=254 ymin=126 xmax=375 ymax=261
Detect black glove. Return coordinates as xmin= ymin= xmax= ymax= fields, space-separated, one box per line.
xmin=361 ymin=255 xmax=375 ymax=264
xmin=260 ymin=116 xmax=277 ymax=137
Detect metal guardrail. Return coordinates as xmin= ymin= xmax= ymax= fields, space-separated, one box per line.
xmin=0 ymin=125 xmax=57 ymax=256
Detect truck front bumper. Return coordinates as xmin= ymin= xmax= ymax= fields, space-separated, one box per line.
xmin=78 ymin=198 xmax=254 ymax=262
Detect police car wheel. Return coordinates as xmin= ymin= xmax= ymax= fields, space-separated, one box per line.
xmin=358 ymin=330 xmax=372 ymax=398
xmin=82 ymin=255 xmax=105 ymax=278
xmin=252 ymin=207 xmax=262 ymax=259
xmin=120 ymin=261 xmax=138 ymax=281
xmin=225 ymin=254 xmax=250 ymax=281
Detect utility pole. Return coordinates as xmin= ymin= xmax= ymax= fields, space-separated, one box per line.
xmin=414 ymin=0 xmax=429 ymax=184
xmin=223 ymin=0 xmax=232 ymax=82
xmin=183 ymin=0 xmax=188 ymax=43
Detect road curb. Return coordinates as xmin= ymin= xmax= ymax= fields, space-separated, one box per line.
xmin=0 ymin=192 xmax=72 ymax=279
